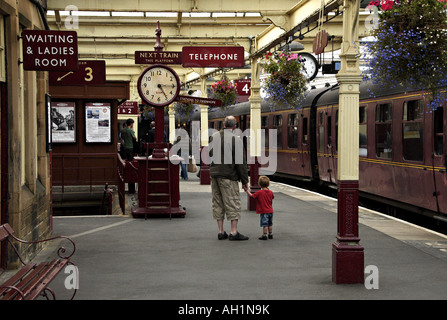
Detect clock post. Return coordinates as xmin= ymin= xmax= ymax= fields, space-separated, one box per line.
xmin=152 ymin=21 xmax=167 ymax=159
xmin=132 ymin=22 xmax=185 ymax=218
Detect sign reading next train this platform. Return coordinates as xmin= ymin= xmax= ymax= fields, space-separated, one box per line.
xmin=135 ymin=51 xmax=182 ymax=65
xmin=22 ymin=30 xmax=78 ymax=71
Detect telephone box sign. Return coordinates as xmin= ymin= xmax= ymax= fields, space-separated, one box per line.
xmin=135 ymin=51 xmax=182 ymax=65
xmin=22 ymin=30 xmax=78 ymax=71
xmin=182 ymin=46 xmax=245 ymax=68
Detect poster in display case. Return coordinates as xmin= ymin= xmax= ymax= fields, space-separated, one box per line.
xmin=51 ymin=101 xmax=76 ymax=143
xmin=85 ymin=102 xmax=111 ymax=143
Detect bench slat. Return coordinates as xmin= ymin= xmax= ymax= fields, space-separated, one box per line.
xmin=26 ymin=259 xmax=69 ymax=300
xmin=0 ymin=263 xmax=37 ymax=298
xmin=19 ymin=260 xmax=63 ymax=300
xmin=3 ymin=262 xmax=48 ymax=300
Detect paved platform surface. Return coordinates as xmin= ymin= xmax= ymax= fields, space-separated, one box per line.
xmin=3 ymin=174 xmax=447 ymax=302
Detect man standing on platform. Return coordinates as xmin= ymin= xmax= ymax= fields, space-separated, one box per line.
xmin=209 ymin=115 xmax=249 ymax=241
xmin=121 ymin=118 xmax=136 ymax=161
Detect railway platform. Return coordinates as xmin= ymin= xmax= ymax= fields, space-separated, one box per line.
xmin=3 ymin=174 xmax=447 ymax=302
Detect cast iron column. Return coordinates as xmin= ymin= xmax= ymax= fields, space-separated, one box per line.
xmin=199 ymin=74 xmax=210 ymax=184
xmin=248 ymin=57 xmax=262 ymax=210
xmin=332 ymin=0 xmax=364 ymax=284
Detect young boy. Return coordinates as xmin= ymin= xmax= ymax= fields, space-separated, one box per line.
xmin=246 ymin=176 xmax=274 ymax=240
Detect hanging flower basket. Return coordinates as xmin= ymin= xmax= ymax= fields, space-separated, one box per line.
xmin=364 ymin=0 xmax=447 ymax=107
xmin=211 ymin=76 xmax=238 ymax=108
xmin=258 ymin=52 xmax=308 ymax=109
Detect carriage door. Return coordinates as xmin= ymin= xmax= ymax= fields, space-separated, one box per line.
xmin=433 ymin=105 xmax=444 ymax=169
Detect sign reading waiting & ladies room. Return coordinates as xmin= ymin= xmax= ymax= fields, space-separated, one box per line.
xmin=22 ymin=30 xmax=78 ymax=71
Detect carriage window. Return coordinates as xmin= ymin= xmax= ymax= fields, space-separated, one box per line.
xmin=375 ymin=103 xmax=392 ymax=159
xmin=302 ymin=117 xmax=308 ymax=145
xmin=318 ymin=112 xmax=324 ymax=153
xmin=402 ymin=99 xmax=423 ymax=161
xmin=359 ymin=106 xmax=367 ymax=157
xmin=327 ymin=116 xmax=332 ymax=147
xmin=273 ymin=115 xmax=282 ymax=148
xmin=434 ymin=107 xmax=444 ymax=155
xmin=209 ymin=121 xmax=214 ymax=129
xmin=261 ymin=116 xmax=269 ymax=147
xmin=287 ymin=113 xmax=298 ymax=148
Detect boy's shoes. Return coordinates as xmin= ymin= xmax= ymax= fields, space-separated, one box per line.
xmin=229 ymin=232 xmax=249 ymax=241
xmin=268 ymin=234 xmax=273 ymax=239
xmin=258 ymin=235 xmax=268 ymax=240
xmin=218 ymin=231 xmax=228 ymax=240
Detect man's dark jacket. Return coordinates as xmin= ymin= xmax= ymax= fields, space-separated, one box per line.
xmin=209 ymin=129 xmax=248 ymax=185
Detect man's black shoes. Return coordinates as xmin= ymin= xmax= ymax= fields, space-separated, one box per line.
xmin=229 ymin=232 xmax=249 ymax=241
xmin=218 ymin=231 xmax=228 ymax=240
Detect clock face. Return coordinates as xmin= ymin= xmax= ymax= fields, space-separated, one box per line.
xmin=137 ymin=65 xmax=180 ymax=107
xmin=300 ymin=53 xmax=319 ymax=81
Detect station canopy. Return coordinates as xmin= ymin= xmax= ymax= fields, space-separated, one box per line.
xmin=46 ymin=0 xmax=372 ymax=100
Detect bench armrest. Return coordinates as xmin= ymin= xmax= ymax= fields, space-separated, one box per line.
xmin=1 ymin=224 xmax=76 ymax=265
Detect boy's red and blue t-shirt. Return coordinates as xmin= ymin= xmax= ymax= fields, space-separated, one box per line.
xmin=252 ymin=189 xmax=274 ymax=214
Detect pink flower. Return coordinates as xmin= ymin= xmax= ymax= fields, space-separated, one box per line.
xmin=288 ymin=53 xmax=298 ymax=61
xmin=381 ymin=0 xmax=393 ymax=10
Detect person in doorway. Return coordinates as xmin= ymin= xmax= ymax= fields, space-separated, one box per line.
xmin=120 ymin=118 xmax=136 ymax=161
xmin=245 ymin=176 xmax=275 ymax=240
xmin=120 ymin=118 xmax=136 ymax=194
xmin=209 ymin=115 xmax=249 ymax=241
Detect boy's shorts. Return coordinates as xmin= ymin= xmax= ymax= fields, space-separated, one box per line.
xmin=260 ymin=213 xmax=273 ymax=227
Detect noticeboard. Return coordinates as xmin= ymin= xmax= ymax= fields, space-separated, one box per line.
xmin=85 ymin=103 xmax=111 ymax=143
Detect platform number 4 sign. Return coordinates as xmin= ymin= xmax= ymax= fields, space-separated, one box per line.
xmin=235 ymin=79 xmax=251 ymax=96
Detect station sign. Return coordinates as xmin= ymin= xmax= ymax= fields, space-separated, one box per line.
xmin=49 ymin=60 xmax=106 ymax=85
xmin=182 ymin=46 xmax=245 ymax=68
xmin=118 ymin=101 xmax=139 ymax=114
xmin=235 ymin=79 xmax=251 ymax=96
xmin=176 ymin=95 xmax=222 ymax=107
xmin=22 ymin=30 xmax=78 ymax=71
xmin=135 ymin=51 xmax=182 ymax=65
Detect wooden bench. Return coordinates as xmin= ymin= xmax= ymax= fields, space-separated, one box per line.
xmin=0 ymin=223 xmax=76 ymax=300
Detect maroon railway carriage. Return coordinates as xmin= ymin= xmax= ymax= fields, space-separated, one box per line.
xmin=198 ymin=81 xmax=447 ymax=219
